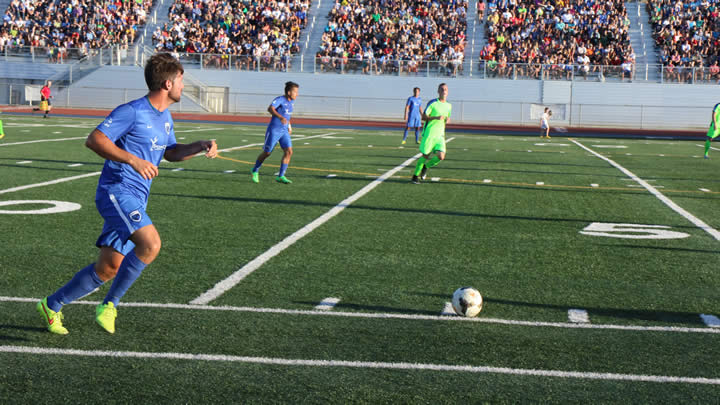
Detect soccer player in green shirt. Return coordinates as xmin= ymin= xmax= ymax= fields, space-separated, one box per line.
xmin=412 ymin=83 xmax=451 ymax=184
xmin=705 ymin=102 xmax=720 ymax=159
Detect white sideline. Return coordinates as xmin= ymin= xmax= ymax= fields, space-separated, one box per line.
xmin=0 ymin=172 xmax=102 ymax=195
xmin=191 ymin=138 xmax=455 ymax=305
xmin=571 ymin=140 xmax=720 ymax=241
xmin=2 ymin=296 xmax=718 ymax=335
xmin=2 ymin=345 xmax=720 ymax=385
xmin=0 ymin=136 xmax=86 ymax=146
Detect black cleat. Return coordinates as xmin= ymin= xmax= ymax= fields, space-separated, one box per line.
xmin=420 ymin=165 xmax=428 ymax=181
xmin=411 ymin=175 xmax=421 ymax=184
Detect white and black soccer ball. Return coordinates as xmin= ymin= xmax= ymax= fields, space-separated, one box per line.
xmin=451 ymin=287 xmax=483 ymax=317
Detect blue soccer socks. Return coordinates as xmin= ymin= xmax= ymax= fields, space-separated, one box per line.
xmin=47 ymin=263 xmax=104 ymax=312
xmin=103 ymin=251 xmax=148 ymax=307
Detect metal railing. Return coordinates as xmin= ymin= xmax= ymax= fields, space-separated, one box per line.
xmin=168 ymin=52 xmax=294 ymax=73
xmin=1 ymin=45 xmax=133 ymax=66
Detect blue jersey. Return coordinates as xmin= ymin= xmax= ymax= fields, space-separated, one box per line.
xmin=406 ymin=96 xmax=422 ymax=119
xmin=268 ymin=95 xmax=294 ymax=132
xmin=95 ymin=96 xmax=177 ymax=201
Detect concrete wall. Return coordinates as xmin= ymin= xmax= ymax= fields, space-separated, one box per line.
xmin=35 ymin=66 xmax=718 ymax=130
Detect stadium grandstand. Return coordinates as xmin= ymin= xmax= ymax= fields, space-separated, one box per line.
xmin=0 ymin=0 xmax=717 ymax=129
xmin=2 ymin=0 xmax=718 ymax=82
xmin=1 ymin=0 xmax=154 ymax=62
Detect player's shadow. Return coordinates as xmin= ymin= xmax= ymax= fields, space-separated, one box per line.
xmin=593 ymin=243 xmax=720 ymax=256
xmin=436 ymin=166 xmax=624 ymax=178
xmin=292 ymin=300 xmax=442 ymax=316
xmin=0 ymin=163 xmax=97 ymax=175
xmin=0 ymin=324 xmax=44 ymax=341
xmin=449 ymin=157 xmax=608 ymax=169
xmin=408 ymin=292 xmax=709 ymax=325
xmin=152 ymin=191 xmax=701 ymax=231
xmin=0 ymin=157 xmax=104 ymax=166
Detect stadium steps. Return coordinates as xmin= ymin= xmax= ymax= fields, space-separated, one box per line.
xmin=137 ymin=0 xmax=172 ymax=49
xmin=464 ymin=0 xmax=486 ymax=77
xmin=628 ymin=0 xmax=660 ymax=81
xmin=0 ymin=0 xmax=10 ymax=15
xmin=296 ymin=0 xmax=335 ymax=73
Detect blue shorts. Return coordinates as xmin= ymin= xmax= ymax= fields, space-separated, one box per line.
xmin=407 ymin=115 xmax=422 ymax=128
xmin=95 ymin=188 xmax=152 ymax=255
xmin=263 ymin=127 xmax=292 ymax=153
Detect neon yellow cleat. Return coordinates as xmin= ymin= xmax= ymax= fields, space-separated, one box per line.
xmin=251 ymin=170 xmax=259 ymax=183
xmin=96 ymin=302 xmax=117 ymax=334
xmin=401 ymin=140 xmax=406 ymax=145
xmin=276 ymin=176 xmax=292 ymax=184
xmin=37 ymin=297 xmax=69 ymax=335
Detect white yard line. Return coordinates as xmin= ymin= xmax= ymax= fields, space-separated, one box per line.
xmin=0 ymin=136 xmax=86 ymax=147
xmin=568 ymin=309 xmax=590 ymax=323
xmin=697 ymin=144 xmax=720 ymax=152
xmin=700 ymin=314 xmax=720 ymax=328
xmin=0 ymin=172 xmax=101 ymax=195
xmin=190 ymin=138 xmax=455 ymax=305
xmin=314 ymin=297 xmax=341 ymax=311
xmin=572 ymin=140 xmax=720 ymax=241
xmin=2 ymin=345 xmax=719 ymax=385
xmin=1 ymin=296 xmax=718 ymax=334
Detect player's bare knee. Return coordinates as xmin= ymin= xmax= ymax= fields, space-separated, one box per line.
xmin=95 ymin=262 xmax=120 ymax=281
xmin=137 ymin=239 xmax=161 ymax=262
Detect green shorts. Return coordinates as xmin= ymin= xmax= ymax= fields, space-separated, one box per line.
xmin=708 ymin=128 xmax=720 ymax=139
xmin=419 ymin=134 xmax=446 ymax=155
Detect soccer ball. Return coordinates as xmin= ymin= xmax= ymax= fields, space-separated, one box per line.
xmin=451 ymin=287 xmax=483 ymax=317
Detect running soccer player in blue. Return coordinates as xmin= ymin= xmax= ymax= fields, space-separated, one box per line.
xmin=251 ymin=81 xmax=299 ymax=184
xmin=402 ymin=87 xmax=422 ymax=145
xmin=37 ymin=53 xmax=218 ymax=335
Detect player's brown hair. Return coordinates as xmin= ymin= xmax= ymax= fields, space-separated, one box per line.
xmin=145 ymin=53 xmax=184 ymax=91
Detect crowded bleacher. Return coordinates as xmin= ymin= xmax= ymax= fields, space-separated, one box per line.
xmin=0 ymin=0 xmax=154 ymax=61
xmin=317 ymin=0 xmax=469 ymax=75
xmin=480 ymin=0 xmax=636 ymax=80
xmin=154 ymin=0 xmax=310 ymax=70
xmin=647 ymin=0 xmax=720 ymax=82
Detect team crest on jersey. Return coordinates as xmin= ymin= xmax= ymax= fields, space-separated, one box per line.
xmin=129 ymin=210 xmax=142 ymax=222
xmin=165 ymin=122 xmax=171 ymax=134
xmin=102 ymin=117 xmax=113 ymax=127
xmin=150 ymin=136 xmax=167 ymax=151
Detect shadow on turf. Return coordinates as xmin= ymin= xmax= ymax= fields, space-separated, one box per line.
xmin=594 ymin=243 xmax=720 ymax=256
xmin=409 ymin=292 xmax=708 ymax=325
xmin=0 ymin=324 xmax=45 ymax=341
xmin=293 ymin=301 xmax=434 ymax=316
xmin=152 ymin=191 xmax=703 ymax=231
xmin=0 ymin=157 xmax=104 ymax=166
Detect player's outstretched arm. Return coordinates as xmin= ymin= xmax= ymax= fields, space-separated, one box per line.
xmin=86 ymin=129 xmax=158 ymax=180
xmin=164 ymin=140 xmax=218 ymax=162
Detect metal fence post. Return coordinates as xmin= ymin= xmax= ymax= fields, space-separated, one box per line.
xmin=660 ymin=64 xmax=664 ymax=83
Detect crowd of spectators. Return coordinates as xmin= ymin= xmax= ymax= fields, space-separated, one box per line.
xmin=647 ymin=0 xmax=720 ymax=83
xmin=154 ymin=0 xmax=309 ymax=70
xmin=0 ymin=0 xmax=153 ymax=62
xmin=317 ymin=0 xmax=468 ymax=75
xmin=479 ymin=0 xmax=636 ymax=81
